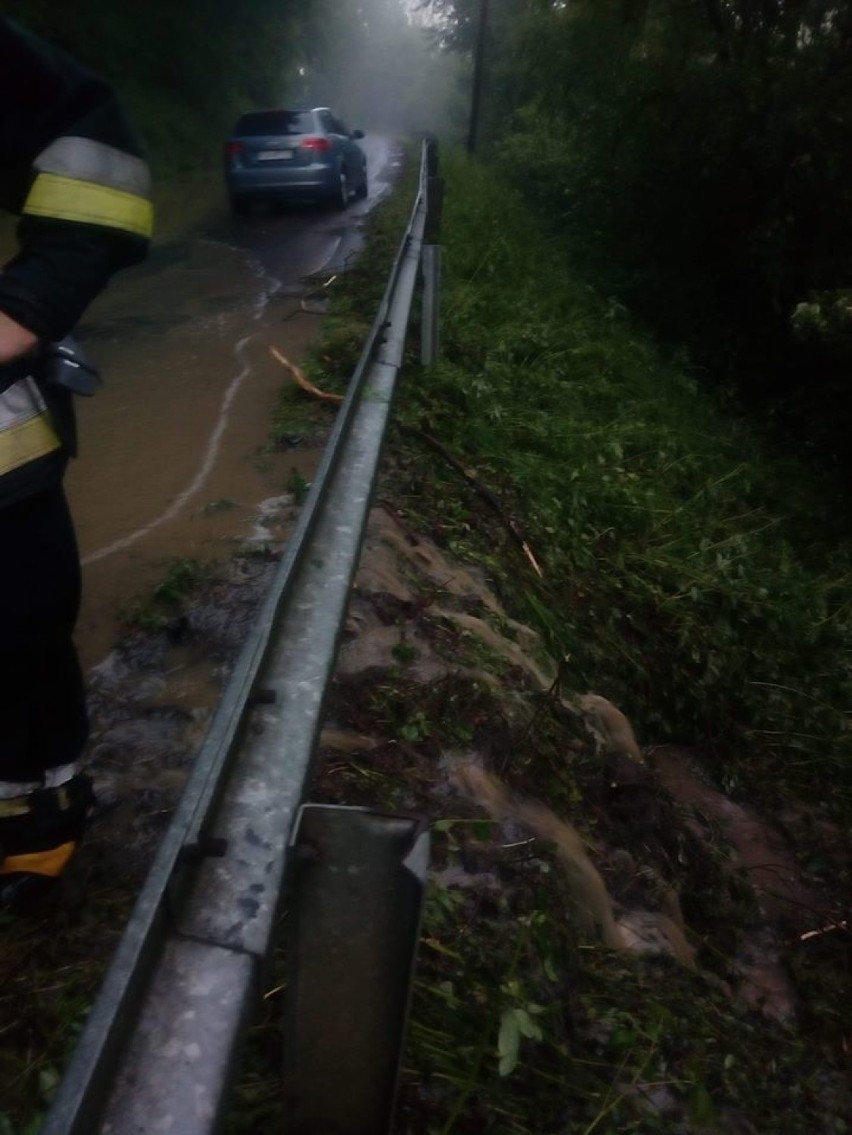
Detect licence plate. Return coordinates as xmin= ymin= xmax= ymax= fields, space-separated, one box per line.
xmin=257 ymin=149 xmax=293 ymax=160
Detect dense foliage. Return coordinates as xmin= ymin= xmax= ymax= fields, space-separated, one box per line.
xmin=4 ymin=0 xmax=323 ymax=169
xmin=423 ymin=0 xmax=852 ymax=454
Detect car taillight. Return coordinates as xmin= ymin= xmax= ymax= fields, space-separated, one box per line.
xmin=225 ymin=141 xmax=244 ymax=157
xmin=300 ymin=136 xmax=332 ymax=153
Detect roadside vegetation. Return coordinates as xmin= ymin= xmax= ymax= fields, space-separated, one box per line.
xmin=425 ymin=0 xmax=852 ymax=464
xmin=235 ymin=146 xmax=851 ymax=1132
xmin=119 ymin=555 xmax=215 ymax=632
xmin=4 ymin=0 xmax=303 ymax=173
xmin=417 ymin=166 xmax=852 ymax=815
xmin=285 ymin=148 xmax=852 ymax=819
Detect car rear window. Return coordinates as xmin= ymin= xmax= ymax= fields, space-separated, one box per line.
xmin=234 ymin=111 xmax=314 ymax=136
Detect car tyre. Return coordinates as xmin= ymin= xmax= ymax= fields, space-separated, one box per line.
xmin=332 ymin=171 xmax=349 ymax=211
xmin=355 ymin=170 xmax=368 ymax=200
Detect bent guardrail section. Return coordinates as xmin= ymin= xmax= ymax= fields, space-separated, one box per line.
xmin=41 ymin=138 xmax=440 ymax=1135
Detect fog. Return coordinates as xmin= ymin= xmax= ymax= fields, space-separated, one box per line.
xmin=285 ymin=0 xmax=469 ymax=142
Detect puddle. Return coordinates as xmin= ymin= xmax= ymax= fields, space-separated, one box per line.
xmin=63 ymin=136 xmax=399 ymax=671
xmin=65 ymin=235 xmax=330 ymax=669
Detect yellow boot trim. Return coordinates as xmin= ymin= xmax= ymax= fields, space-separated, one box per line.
xmin=0 ymin=799 xmax=31 ymax=819
xmin=0 ymin=841 xmax=77 ymax=878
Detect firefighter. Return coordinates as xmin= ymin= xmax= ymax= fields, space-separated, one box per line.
xmin=0 ymin=17 xmax=153 ymax=910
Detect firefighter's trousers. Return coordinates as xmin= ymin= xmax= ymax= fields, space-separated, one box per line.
xmin=0 ymin=485 xmax=88 ymax=791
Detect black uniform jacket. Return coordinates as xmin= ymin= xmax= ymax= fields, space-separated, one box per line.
xmin=0 ymin=16 xmax=152 ymax=505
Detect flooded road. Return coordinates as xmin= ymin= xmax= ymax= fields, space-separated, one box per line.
xmin=64 ymin=134 xmax=400 ymax=668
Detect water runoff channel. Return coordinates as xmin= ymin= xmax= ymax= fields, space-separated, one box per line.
xmin=41 ymin=137 xmax=444 ymax=1135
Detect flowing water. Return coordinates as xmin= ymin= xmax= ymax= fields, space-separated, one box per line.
xmin=58 ymin=135 xmax=400 ymax=669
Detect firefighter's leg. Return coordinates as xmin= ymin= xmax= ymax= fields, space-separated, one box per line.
xmin=0 ymin=486 xmax=94 ymax=911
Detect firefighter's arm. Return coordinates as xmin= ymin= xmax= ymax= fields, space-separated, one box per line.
xmin=0 ymin=18 xmax=153 ymax=342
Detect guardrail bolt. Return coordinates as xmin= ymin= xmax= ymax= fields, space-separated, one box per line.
xmin=179 ymin=835 xmax=229 ymax=862
xmin=251 ymin=687 xmax=277 ymax=705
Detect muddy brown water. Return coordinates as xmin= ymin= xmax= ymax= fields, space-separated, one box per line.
xmin=649 ymin=744 xmax=839 ymax=1022
xmin=52 ymin=135 xmax=399 ymax=670
xmin=68 ymin=241 xmax=324 ymax=669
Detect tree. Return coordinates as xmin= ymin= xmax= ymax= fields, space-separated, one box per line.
xmin=419 ymin=0 xmax=852 ymax=447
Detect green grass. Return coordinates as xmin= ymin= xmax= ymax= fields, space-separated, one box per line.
xmin=268 ymin=196 xmax=411 ymax=448
xmin=119 ymin=555 xmax=213 ymax=630
xmin=0 ymin=880 xmax=137 ymax=1134
xmin=387 ymin=149 xmax=852 ymax=817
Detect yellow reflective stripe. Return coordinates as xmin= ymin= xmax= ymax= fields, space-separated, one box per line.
xmin=23 ymin=171 xmax=154 ymax=238
xmin=0 ymin=841 xmax=77 ymax=878
xmin=0 ymin=411 xmax=61 ymax=477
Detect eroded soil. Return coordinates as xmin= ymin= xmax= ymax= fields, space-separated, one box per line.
xmin=2 ymin=492 xmax=850 ymax=1131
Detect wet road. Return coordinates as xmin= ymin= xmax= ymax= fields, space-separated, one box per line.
xmin=65 ymin=134 xmax=401 ymax=666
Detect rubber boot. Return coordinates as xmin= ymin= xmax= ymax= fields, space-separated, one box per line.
xmin=0 ymin=773 xmax=95 ymax=914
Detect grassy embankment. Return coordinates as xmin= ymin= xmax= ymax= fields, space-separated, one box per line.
xmin=282 ymin=149 xmax=852 ymax=819
xmin=237 ymin=145 xmax=852 ymax=1133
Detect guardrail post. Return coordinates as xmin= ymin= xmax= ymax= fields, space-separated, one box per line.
xmin=283 ymin=806 xmax=429 ymax=1135
xmin=421 ymin=135 xmax=443 ymax=367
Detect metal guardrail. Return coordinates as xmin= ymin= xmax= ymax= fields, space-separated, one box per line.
xmin=285 ymin=805 xmax=429 ymax=1134
xmin=41 ymin=137 xmax=442 ymax=1135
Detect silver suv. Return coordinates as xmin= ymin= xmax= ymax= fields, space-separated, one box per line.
xmin=224 ymin=107 xmax=367 ymax=214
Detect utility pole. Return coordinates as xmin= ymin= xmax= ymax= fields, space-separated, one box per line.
xmin=466 ymin=0 xmax=489 ymax=154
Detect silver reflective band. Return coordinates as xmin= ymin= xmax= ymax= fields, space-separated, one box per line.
xmin=0 ymin=782 xmax=41 ymax=800
xmin=0 ymin=374 xmax=62 ymax=478
xmin=0 ymin=762 xmax=81 ymax=800
xmin=44 ymin=762 xmax=81 ymax=789
xmin=0 ymin=374 xmax=45 ymax=425
xmin=35 ymin=136 xmax=152 ymax=198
